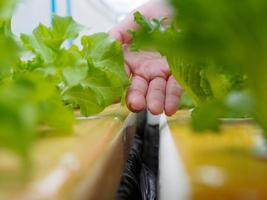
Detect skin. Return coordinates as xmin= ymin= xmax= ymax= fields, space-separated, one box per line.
xmin=109 ymin=1 xmax=182 ymax=116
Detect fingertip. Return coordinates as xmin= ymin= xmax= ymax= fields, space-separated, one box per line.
xmin=164 ymin=105 xmax=178 ymax=116
xmin=126 ymin=76 xmax=148 ymax=112
xmin=148 ymin=100 xmax=164 ymax=115
xmin=164 ymin=97 xmax=180 ymax=116
xmin=127 ymin=95 xmax=146 ymax=112
xmin=146 ymin=77 xmax=166 ymax=115
xmin=164 ymin=75 xmax=182 ymax=116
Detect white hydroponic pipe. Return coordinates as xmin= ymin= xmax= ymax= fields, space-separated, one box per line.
xmin=158 ymin=114 xmax=191 ymax=200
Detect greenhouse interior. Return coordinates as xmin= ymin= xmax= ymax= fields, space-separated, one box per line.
xmin=1 ymin=0 xmax=267 ymax=199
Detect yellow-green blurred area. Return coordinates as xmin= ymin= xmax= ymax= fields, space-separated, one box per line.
xmin=168 ymin=110 xmax=267 ymax=199
xmin=0 ymin=104 xmax=131 ymax=200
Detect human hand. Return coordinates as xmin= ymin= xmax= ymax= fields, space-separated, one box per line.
xmin=109 ymin=1 xmax=182 ymax=116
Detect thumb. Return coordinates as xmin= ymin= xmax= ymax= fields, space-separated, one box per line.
xmin=109 ymin=1 xmax=172 ymax=44
xmin=109 ymin=14 xmax=138 ymax=44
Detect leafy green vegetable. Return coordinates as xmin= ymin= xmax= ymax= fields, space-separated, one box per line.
xmin=0 ymin=0 xmax=20 ymax=80
xmin=0 ymin=0 xmax=129 ymax=171
xmin=20 ymin=17 xmax=129 ymax=116
xmin=131 ymin=12 xmax=247 ymax=104
xmin=0 ymin=33 xmax=20 ymax=78
xmin=130 ymin=9 xmax=252 ymax=132
xmin=179 ymin=92 xmax=194 ymax=109
xmin=192 ymin=91 xmax=255 ymax=131
xmin=0 ymin=73 xmax=74 ymax=156
xmin=0 ymin=0 xmax=17 ymax=20
xmin=81 ymin=33 xmax=129 ymax=85
xmin=20 ymin=15 xmax=84 ymax=63
xmin=191 ymin=100 xmax=225 ymax=132
xmin=170 ymin=0 xmax=267 ymax=133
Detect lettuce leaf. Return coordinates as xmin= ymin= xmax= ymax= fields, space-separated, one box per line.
xmin=171 ymin=0 xmax=267 ymax=133
xmin=20 ymin=16 xmax=129 ymax=116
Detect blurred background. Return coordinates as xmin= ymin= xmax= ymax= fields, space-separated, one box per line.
xmin=12 ymin=0 xmax=149 ymax=35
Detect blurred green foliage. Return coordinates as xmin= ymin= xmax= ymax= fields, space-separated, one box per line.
xmin=0 ymin=0 xmax=17 ymax=20
xmin=131 ymin=0 xmax=267 ymax=133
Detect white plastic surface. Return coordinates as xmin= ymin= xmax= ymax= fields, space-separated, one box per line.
xmin=158 ymin=114 xmax=191 ymax=200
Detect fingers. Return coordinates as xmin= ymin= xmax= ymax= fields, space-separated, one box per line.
xmin=126 ymin=76 xmax=148 ymax=112
xmin=134 ymin=58 xmax=170 ymax=81
xmin=146 ymin=77 xmax=167 ymax=115
xmin=124 ymin=48 xmax=170 ymax=80
xmin=124 ymin=45 xmax=162 ymax=62
xmin=165 ymin=76 xmax=182 ymax=116
xmin=126 ymin=75 xmax=182 ymax=116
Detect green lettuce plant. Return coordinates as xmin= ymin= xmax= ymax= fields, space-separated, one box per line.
xmin=0 ymin=1 xmax=129 ymax=169
xmin=130 ymin=0 xmax=264 ymax=132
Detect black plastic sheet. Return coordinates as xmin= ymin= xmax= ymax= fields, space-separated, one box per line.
xmin=117 ymin=111 xmax=160 ymax=200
